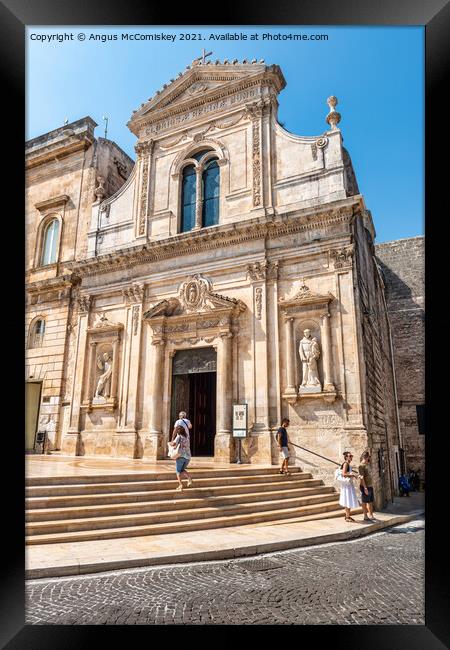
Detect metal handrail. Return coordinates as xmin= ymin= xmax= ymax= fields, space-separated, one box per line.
xmin=289 ymin=442 xmax=340 ymax=467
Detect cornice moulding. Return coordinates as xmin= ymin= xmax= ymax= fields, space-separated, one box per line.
xmin=25 ymin=136 xmax=94 ymax=169
xmin=65 ymin=197 xmax=363 ymax=278
xmin=129 ymin=69 xmax=284 ymax=136
xmin=35 ymin=195 xmax=70 ymax=211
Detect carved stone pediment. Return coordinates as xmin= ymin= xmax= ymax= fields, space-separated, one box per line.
xmin=179 ymin=274 xmax=242 ymax=313
xmin=279 ymin=282 xmax=334 ymax=315
xmin=88 ymin=313 xmax=124 ymax=335
xmin=128 ymin=62 xmax=286 ymax=137
xmin=143 ymin=297 xmax=183 ymax=319
xmin=143 ymin=274 xmax=246 ymax=342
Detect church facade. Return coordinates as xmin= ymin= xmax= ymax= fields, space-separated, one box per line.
xmin=26 ymin=59 xmax=404 ymax=506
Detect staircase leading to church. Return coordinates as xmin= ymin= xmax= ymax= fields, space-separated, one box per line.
xmin=25 ymin=466 xmax=343 ymax=545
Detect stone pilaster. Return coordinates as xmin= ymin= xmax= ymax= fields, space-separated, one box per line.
xmin=284 ymin=317 xmax=296 ymax=396
xmin=142 ymin=339 xmax=166 ymax=459
xmin=66 ymin=301 xmax=90 ymax=440
xmin=320 ymin=312 xmax=335 ymax=392
xmin=215 ymin=333 xmax=234 ymax=462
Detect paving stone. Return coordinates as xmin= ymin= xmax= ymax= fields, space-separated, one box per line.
xmin=25 ymin=520 xmax=424 ymax=625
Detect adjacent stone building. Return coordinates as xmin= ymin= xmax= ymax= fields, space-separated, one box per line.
xmin=25 ymin=58 xmax=419 ymax=507
xmin=375 ymin=237 xmax=425 ymax=479
xmin=25 ymin=117 xmax=134 ymax=451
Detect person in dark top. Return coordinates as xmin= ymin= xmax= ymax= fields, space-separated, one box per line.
xmin=276 ymin=418 xmax=291 ymax=476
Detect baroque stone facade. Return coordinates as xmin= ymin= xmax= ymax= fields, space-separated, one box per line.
xmin=25 ymin=59 xmax=415 ymax=507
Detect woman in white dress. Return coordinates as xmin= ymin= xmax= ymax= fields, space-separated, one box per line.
xmin=339 ymin=451 xmax=360 ymax=522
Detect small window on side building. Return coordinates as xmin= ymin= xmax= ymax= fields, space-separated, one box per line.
xmin=416 ymin=405 xmax=425 ymax=435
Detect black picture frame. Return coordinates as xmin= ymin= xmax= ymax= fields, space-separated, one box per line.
xmin=3 ymin=0 xmax=447 ymax=646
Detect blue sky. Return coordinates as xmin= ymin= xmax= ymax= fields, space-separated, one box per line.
xmin=26 ymin=26 xmax=424 ymax=243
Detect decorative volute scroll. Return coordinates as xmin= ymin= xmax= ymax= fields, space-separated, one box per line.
xmin=279 ymin=281 xmax=336 ymax=404
xmin=81 ymin=313 xmax=124 ymax=412
xmin=143 ymin=273 xmax=246 ymax=345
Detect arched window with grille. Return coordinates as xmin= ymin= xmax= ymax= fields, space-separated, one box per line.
xmin=41 ymin=218 xmax=60 ymax=266
xmin=29 ymin=319 xmax=46 ymax=348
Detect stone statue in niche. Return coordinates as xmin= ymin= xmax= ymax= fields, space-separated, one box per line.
xmin=299 ymin=329 xmax=322 ymax=393
xmin=94 ymin=351 xmax=112 ymax=400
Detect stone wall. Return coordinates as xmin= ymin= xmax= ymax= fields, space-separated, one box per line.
xmin=353 ymin=217 xmax=401 ymax=507
xmin=375 ymin=237 xmax=425 ymax=478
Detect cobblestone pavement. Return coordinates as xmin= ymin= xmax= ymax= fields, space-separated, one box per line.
xmin=26 ymin=518 xmax=424 ymax=625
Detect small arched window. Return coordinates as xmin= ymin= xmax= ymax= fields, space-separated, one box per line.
xmin=41 ymin=219 xmax=60 ymax=266
xmin=29 ymin=319 xmax=45 ymax=348
xmin=180 ymin=149 xmax=220 ymax=233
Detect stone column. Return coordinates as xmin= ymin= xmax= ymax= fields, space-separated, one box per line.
xmin=67 ymin=310 xmax=89 ymax=435
xmin=284 ymin=317 xmax=296 ymax=395
xmin=149 ymin=340 xmax=165 ymax=434
xmin=215 ymin=333 xmax=233 ymax=462
xmin=320 ymin=312 xmax=335 ymax=391
xmin=87 ymin=341 xmax=97 ymax=402
xmin=193 ymin=168 xmax=203 ymax=230
xmin=110 ymin=338 xmax=120 ymax=399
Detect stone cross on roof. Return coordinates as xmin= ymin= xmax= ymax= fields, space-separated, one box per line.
xmin=192 ymin=48 xmax=213 ymax=65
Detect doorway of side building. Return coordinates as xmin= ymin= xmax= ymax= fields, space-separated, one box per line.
xmin=171 ymin=348 xmax=217 ymax=457
xmin=25 ymin=381 xmax=42 ymax=452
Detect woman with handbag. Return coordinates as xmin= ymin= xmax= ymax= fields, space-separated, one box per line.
xmin=168 ymin=425 xmax=193 ymax=492
xmin=338 ymin=451 xmax=360 ymax=522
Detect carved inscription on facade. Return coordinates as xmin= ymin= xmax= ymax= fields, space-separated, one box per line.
xmin=143 ymin=88 xmax=260 ymax=136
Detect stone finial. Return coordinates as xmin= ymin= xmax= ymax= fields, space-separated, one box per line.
xmin=94 ymin=175 xmax=106 ymax=202
xmin=326 ymin=95 xmax=341 ymax=130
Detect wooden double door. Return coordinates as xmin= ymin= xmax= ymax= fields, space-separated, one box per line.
xmin=171 ymin=371 xmax=217 ymax=456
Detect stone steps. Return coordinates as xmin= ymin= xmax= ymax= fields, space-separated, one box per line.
xmin=26 ymin=477 xmax=321 ymax=508
xmin=26 ymin=485 xmax=336 ymax=521
xmin=25 ymin=465 xmax=344 ymax=546
xmin=25 ymin=470 xmax=310 ymax=497
xmin=25 ymin=466 xmax=293 ymax=487
xmin=26 ymin=492 xmax=339 ymax=535
xmin=25 ymin=500 xmax=342 ymax=545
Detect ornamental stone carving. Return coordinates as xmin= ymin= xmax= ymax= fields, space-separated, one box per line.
xmin=326 ymin=96 xmax=341 ymax=130
xmin=255 ymin=287 xmax=262 ymax=320
xmin=94 ymin=175 xmax=106 ymax=202
xmin=299 ymin=329 xmax=322 ymax=393
xmin=132 ymin=305 xmax=140 ymax=335
xmin=123 ymin=283 xmax=145 ymax=304
xmin=99 ymin=203 xmax=110 ymax=218
xmin=143 ymin=274 xmax=246 ymax=345
xmin=77 ymin=294 xmax=92 ymax=313
xmin=179 ymin=274 xmax=212 ymax=312
xmin=330 ymin=246 xmax=354 ymax=269
xmin=247 ymin=260 xmax=279 ymax=282
xmin=247 ymin=261 xmax=266 ymax=281
xmin=135 ymin=139 xmax=154 ymax=237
